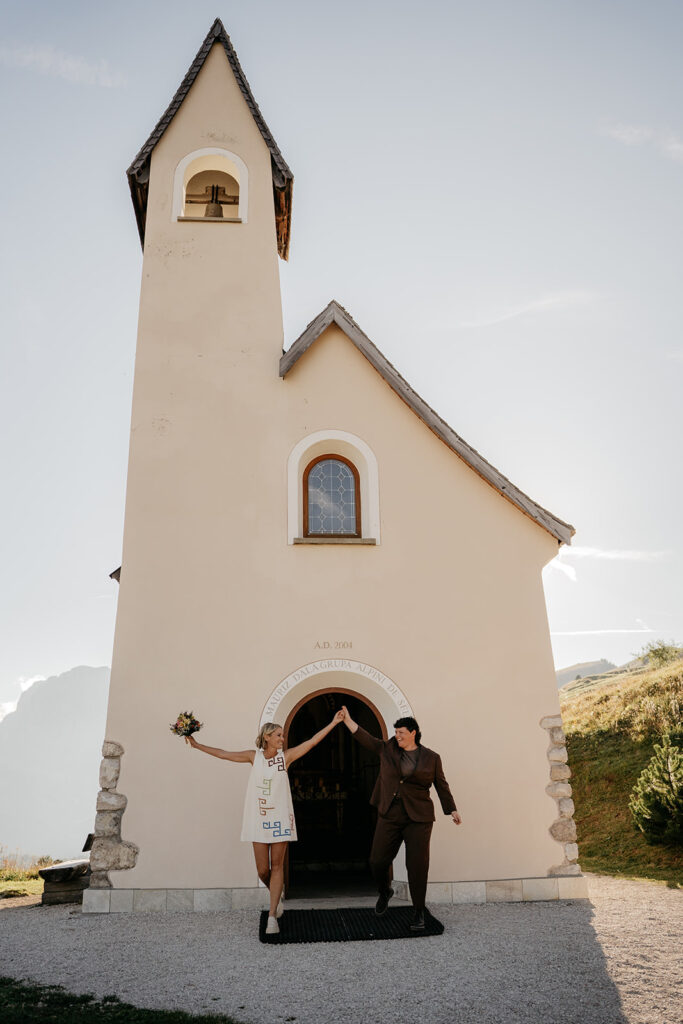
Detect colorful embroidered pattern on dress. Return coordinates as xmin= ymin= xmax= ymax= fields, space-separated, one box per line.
xmin=257 ymin=777 xmax=274 ymax=815
xmin=262 ymin=820 xmax=292 ymax=838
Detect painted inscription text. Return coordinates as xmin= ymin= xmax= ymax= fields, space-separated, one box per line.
xmin=260 ymin=659 xmax=412 ymax=724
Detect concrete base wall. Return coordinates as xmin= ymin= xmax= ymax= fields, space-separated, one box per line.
xmin=82 ymin=875 xmax=589 ymax=913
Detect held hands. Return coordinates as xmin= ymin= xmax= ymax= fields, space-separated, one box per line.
xmin=339 ymin=705 xmax=353 ymax=728
xmin=332 ymin=709 xmax=346 ymax=726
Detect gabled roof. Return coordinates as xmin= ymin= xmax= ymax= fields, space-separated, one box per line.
xmin=126 ymin=19 xmax=293 ymax=259
xmin=280 ymin=301 xmax=575 ymax=546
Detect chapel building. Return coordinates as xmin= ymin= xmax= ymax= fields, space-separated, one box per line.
xmin=84 ymin=19 xmax=585 ymax=914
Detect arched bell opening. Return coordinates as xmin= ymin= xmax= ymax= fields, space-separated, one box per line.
xmin=184 ymin=168 xmax=239 ymax=219
xmin=174 ymin=149 xmax=246 ymax=222
xmin=283 ymin=689 xmax=385 ymax=898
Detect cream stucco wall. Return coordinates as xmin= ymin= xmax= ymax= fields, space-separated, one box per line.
xmin=104 ymin=42 xmax=568 ymax=892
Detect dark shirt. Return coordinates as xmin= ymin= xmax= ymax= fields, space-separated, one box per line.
xmin=400 ymin=748 xmax=419 ymax=777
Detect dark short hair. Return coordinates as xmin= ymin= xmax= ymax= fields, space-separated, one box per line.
xmin=394 ymin=717 xmax=421 ymax=745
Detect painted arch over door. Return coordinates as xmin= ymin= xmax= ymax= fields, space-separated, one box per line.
xmin=260 ymin=660 xmax=413 ymax=736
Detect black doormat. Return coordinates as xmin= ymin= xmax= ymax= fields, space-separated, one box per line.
xmin=259 ymin=906 xmax=444 ymax=944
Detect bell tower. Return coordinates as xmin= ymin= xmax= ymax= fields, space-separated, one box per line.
xmin=94 ymin=21 xmax=295 ymax=889
xmin=126 ymin=18 xmax=292 ymax=371
xmin=118 ymin=16 xmax=294 ymax=608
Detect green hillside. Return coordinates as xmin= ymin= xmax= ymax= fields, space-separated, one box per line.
xmin=560 ymin=661 xmax=682 ymax=886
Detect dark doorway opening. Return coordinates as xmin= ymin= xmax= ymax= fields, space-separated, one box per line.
xmin=285 ymin=691 xmax=383 ymax=898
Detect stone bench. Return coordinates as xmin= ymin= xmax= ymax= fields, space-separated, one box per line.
xmin=39 ymin=858 xmax=91 ymax=905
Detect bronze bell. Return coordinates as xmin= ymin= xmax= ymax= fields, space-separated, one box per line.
xmin=204 ymin=184 xmax=223 ymax=218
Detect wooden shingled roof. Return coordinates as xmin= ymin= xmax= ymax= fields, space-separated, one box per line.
xmin=280 ymin=301 xmax=575 ymax=546
xmin=126 ymin=18 xmax=293 ymax=259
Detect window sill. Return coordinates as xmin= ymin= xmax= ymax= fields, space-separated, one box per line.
xmin=293 ymin=537 xmax=376 ymax=545
xmin=177 ymin=216 xmax=242 ymax=223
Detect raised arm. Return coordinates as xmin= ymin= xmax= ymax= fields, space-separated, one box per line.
xmin=187 ymin=735 xmax=254 ymax=764
xmin=340 ymin=705 xmax=384 ymax=754
xmin=285 ymin=710 xmax=344 ymax=768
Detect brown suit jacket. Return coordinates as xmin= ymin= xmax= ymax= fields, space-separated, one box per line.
xmin=353 ymin=725 xmax=457 ymax=822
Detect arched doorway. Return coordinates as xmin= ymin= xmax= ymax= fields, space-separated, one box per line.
xmin=284 ymin=689 xmax=385 ymax=897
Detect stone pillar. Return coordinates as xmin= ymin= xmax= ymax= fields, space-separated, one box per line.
xmin=540 ymin=715 xmax=582 ymax=876
xmin=87 ymin=741 xmax=139 ymax=888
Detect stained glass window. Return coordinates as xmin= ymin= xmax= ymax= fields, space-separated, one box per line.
xmin=305 ymin=457 xmax=359 ymax=536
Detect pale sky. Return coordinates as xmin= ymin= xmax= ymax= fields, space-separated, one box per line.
xmin=1 ymin=0 xmax=681 ymax=710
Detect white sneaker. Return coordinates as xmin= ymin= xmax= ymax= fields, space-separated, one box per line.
xmin=265 ymin=915 xmax=279 ymax=935
xmin=276 ymin=900 xmax=284 ymax=919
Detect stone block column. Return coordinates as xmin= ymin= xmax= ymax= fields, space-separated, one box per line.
xmin=540 ymin=715 xmax=582 ymax=876
xmin=87 ymin=741 xmax=139 ymax=888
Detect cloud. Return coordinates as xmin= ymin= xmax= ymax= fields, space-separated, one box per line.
xmin=552 ymin=616 xmax=656 ymax=637
xmin=551 ymin=626 xmax=654 ymax=636
xmin=546 ymin=559 xmax=577 ymax=582
xmin=456 ymin=290 xmax=595 ymax=330
xmin=605 ymin=124 xmax=654 ymax=146
xmin=0 ymin=44 xmax=126 ymax=88
xmin=605 ymin=123 xmax=683 ymax=164
xmin=660 ymin=131 xmax=683 ymax=163
xmin=18 ymin=674 xmax=43 ymax=692
xmin=0 ymin=674 xmax=45 ymax=724
xmin=565 ymin=546 xmax=668 ymax=562
xmin=544 ymin=546 xmax=667 ymax=585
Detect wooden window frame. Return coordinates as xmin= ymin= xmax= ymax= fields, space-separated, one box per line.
xmin=303 ymin=454 xmax=361 ymax=538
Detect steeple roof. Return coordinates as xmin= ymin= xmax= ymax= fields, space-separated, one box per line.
xmin=281 ymin=301 xmax=575 ymax=545
xmin=126 ymin=19 xmax=293 ymax=258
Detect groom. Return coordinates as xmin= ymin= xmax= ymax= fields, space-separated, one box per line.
xmin=340 ymin=705 xmax=461 ymax=931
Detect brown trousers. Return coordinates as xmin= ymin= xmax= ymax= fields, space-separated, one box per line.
xmin=369 ymin=800 xmax=433 ymax=910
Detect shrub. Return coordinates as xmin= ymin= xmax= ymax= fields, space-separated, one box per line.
xmin=638 ymin=640 xmax=682 ymax=670
xmin=0 ymin=847 xmax=55 ymax=882
xmin=629 ymin=735 xmax=683 ymax=846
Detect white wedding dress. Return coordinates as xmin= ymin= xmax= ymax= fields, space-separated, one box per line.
xmin=240 ymin=748 xmax=297 ymax=843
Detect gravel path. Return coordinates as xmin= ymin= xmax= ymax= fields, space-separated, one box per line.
xmin=1 ymin=874 xmax=681 ymax=1024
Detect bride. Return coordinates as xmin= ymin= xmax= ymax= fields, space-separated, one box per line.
xmin=187 ymin=710 xmax=344 ymax=934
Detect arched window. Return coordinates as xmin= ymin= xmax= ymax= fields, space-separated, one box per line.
xmin=303 ymin=455 xmax=361 ymax=537
xmin=287 ymin=431 xmax=380 ymax=544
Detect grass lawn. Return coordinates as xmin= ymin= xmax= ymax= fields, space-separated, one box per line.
xmin=568 ymin=733 xmax=682 ymax=886
xmin=0 ymin=978 xmax=245 ymax=1024
xmin=0 ymin=879 xmax=43 ymax=898
xmin=0 ymin=846 xmax=48 ymax=899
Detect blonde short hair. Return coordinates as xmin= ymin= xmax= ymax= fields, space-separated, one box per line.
xmin=255 ymin=722 xmax=282 ymax=750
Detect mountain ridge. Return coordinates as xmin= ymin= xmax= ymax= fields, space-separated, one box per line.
xmin=0 ymin=666 xmax=110 ymax=860
xmin=555 ymin=659 xmax=617 ymax=688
